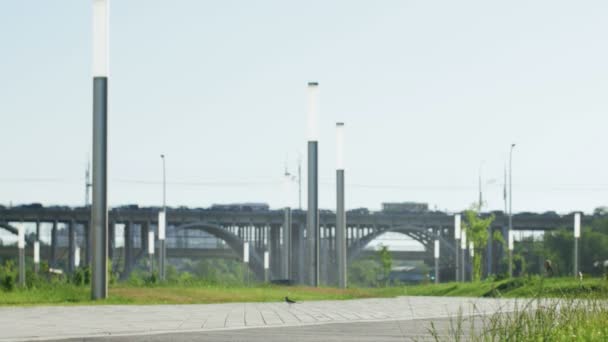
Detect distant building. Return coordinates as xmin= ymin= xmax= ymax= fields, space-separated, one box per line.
xmin=381 ymin=202 xmax=428 ymax=213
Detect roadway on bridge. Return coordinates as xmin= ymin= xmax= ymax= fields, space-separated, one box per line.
xmin=0 ymin=296 xmax=522 ymax=341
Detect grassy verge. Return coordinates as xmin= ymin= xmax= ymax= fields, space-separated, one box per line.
xmin=1 ymin=277 xmax=606 ymax=306
xmin=0 ymin=284 xmax=407 ymax=306
xmin=428 ymin=297 xmax=608 ymax=341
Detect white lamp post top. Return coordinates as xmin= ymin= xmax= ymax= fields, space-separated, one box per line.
xmin=93 ymin=0 xmax=109 ymax=77
xmin=307 ymin=82 xmax=319 ymax=141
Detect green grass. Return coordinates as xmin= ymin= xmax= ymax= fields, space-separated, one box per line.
xmin=429 ymin=295 xmax=608 ymax=341
xmin=1 ymin=277 xmax=607 ymax=306
xmin=403 ymin=276 xmax=608 ymax=299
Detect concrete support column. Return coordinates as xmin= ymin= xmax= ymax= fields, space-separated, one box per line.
xmin=269 ymin=225 xmax=280 ymax=280
xmin=68 ymin=221 xmax=75 ymax=273
xmin=84 ymin=221 xmax=91 ymax=267
xmin=298 ymin=223 xmax=306 ymax=284
xmin=51 ymin=221 xmax=57 ymax=268
xmin=108 ymin=222 xmax=115 ymax=260
xmin=282 ymin=208 xmax=292 ymax=280
xmin=124 ymin=222 xmax=132 ymax=278
xmin=141 ymin=222 xmax=149 ymax=259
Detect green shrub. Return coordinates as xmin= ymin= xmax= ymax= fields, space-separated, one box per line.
xmin=0 ymin=260 xmax=16 ymax=291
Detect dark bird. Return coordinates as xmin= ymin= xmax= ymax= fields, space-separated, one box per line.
xmin=285 ymin=296 xmax=296 ymax=304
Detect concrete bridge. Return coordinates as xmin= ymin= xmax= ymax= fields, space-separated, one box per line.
xmin=0 ymin=206 xmax=590 ymax=284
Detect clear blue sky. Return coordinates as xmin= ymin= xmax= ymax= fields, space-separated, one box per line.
xmin=1 ymin=0 xmax=608 ymax=214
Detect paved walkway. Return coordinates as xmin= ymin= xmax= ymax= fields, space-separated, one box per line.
xmin=0 ymin=297 xmax=523 ymax=341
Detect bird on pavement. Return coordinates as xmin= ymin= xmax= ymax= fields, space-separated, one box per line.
xmin=285 ymin=296 xmax=296 ymax=305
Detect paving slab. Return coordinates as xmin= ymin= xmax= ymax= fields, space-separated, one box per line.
xmin=0 ymin=296 xmax=526 ymax=341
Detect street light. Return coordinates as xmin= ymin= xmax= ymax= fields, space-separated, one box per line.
xmin=306 ymin=82 xmax=320 ymax=287
xmin=147 ymin=231 xmax=155 ymax=275
xmin=454 ymin=214 xmax=461 ymax=281
xmin=574 ymin=213 xmax=581 ymax=278
xmin=158 ymin=154 xmax=167 ymax=281
xmin=33 ymin=241 xmax=40 ymax=274
xmin=158 ymin=210 xmax=166 ymax=281
xmin=243 ymin=241 xmax=249 ymax=285
xmin=434 ymin=238 xmax=440 ymax=284
xmin=336 ymin=122 xmax=347 ymax=289
xmin=508 ymin=143 xmax=516 ymax=278
xmin=264 ymin=251 xmax=270 ymax=282
xmin=91 ymin=0 xmax=109 ymax=300
xmin=461 ymin=229 xmax=467 ymax=282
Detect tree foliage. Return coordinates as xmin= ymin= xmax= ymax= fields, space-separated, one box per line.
xmin=462 ymin=208 xmax=495 ymax=281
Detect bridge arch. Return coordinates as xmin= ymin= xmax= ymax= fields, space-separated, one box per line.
xmin=348 ymin=225 xmax=456 ymax=263
xmin=173 ymin=221 xmax=264 ymax=276
xmin=0 ymin=222 xmax=18 ymax=235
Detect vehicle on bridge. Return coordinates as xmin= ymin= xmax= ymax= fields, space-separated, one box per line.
xmin=381 ymin=202 xmax=428 ymax=213
xmin=210 ymin=203 xmax=270 ymax=212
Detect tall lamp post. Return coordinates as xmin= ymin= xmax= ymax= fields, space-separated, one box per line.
xmin=158 ymin=211 xmax=166 ymax=281
xmin=33 ymin=240 xmax=40 ymax=274
xmin=434 ymin=237 xmax=440 ymax=284
xmin=508 ymin=143 xmax=516 ymax=278
xmin=574 ymin=213 xmax=581 ymax=278
xmin=508 ymin=230 xmax=514 ymax=276
xmin=243 ymin=241 xmax=250 ymax=286
xmin=91 ymin=0 xmax=109 ymax=300
xmin=336 ymin=122 xmax=347 ymax=288
xmin=454 ymin=214 xmax=461 ymax=282
xmin=469 ymin=241 xmax=474 ymax=281
xmin=158 ymin=154 xmax=167 ymax=281
xmin=306 ymin=82 xmax=320 ymax=287
xmin=461 ymin=229 xmax=467 ymax=282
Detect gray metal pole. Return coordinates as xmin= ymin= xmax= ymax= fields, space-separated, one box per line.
xmin=307 ymin=140 xmax=319 ymax=287
xmin=486 ymin=227 xmax=493 ymax=277
xmin=508 ymin=143 xmax=515 ymax=278
xmin=91 ymin=75 xmax=108 ymax=299
xmin=435 ymin=257 xmax=439 ymax=284
xmin=337 ymin=169 xmax=346 ymax=288
xmin=462 ymin=247 xmax=466 ymax=282
xmin=283 ymin=207 xmax=291 ymax=280
xmin=160 ymin=155 xmax=166 ymax=281
xmin=19 ymin=247 xmax=25 ymax=287
xmin=455 ymin=238 xmax=460 ymax=282
xmin=574 ymin=237 xmax=579 ymax=277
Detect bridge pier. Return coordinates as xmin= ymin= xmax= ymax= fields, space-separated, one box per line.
xmin=123 ymin=222 xmax=133 ymax=279
xmin=68 ymin=221 xmax=75 ymax=273
xmin=50 ymin=221 xmax=57 ymax=268
xmin=282 ymin=208 xmax=291 ymax=280
xmin=109 ymin=222 xmax=115 ymax=261
xmin=270 ymin=224 xmax=280 ymax=280
xmin=84 ymin=221 xmax=91 ymax=267
xmin=141 ymin=221 xmax=149 ymax=263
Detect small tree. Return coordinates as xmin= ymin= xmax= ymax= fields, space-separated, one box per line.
xmin=462 ymin=208 xmax=495 ymax=281
xmin=377 ymin=245 xmax=393 ymax=285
